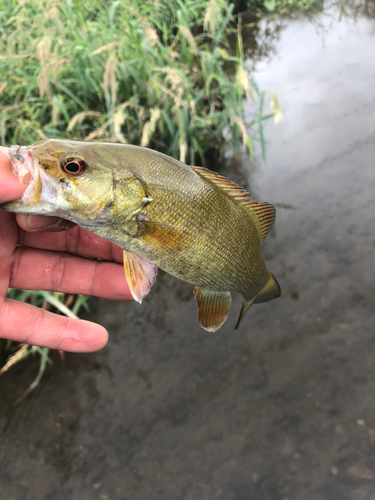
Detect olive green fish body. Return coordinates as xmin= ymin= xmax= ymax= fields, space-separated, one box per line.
xmin=92 ymin=152 xmax=269 ymax=299
xmin=1 ymin=139 xmax=280 ymax=331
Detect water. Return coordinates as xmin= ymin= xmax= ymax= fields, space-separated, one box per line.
xmin=1 ymin=5 xmax=375 ymax=499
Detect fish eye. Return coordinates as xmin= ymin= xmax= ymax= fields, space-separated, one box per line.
xmin=61 ymin=155 xmax=87 ymax=176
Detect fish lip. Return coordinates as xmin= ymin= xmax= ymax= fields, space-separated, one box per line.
xmin=9 ymin=145 xmax=40 ymax=206
xmin=9 ymin=145 xmax=33 ymax=185
xmin=9 ymin=145 xmax=58 ymax=208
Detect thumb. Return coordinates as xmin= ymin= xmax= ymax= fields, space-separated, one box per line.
xmin=0 ymin=147 xmax=27 ymax=203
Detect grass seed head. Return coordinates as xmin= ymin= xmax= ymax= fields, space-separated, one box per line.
xmin=141 ymin=108 xmax=161 ymax=147
xmin=178 ymin=25 xmax=198 ymax=53
xmin=236 ymin=65 xmax=253 ymax=100
xmin=102 ymin=54 xmax=118 ymax=109
xmin=37 ymin=37 xmax=52 ymax=99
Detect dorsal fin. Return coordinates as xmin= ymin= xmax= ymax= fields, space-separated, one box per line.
xmin=192 ymin=166 xmax=251 ymax=204
xmin=246 ymin=201 xmax=276 ymax=243
xmin=192 ymin=166 xmax=276 ymax=243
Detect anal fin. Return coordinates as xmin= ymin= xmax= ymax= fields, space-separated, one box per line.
xmin=235 ymin=272 xmax=281 ymax=329
xmin=194 ymin=288 xmax=231 ymax=332
xmin=123 ymin=250 xmax=158 ymax=303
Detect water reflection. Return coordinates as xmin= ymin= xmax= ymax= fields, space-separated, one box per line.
xmin=238 ymin=0 xmax=375 ymax=69
xmin=334 ymin=0 xmax=375 ymax=21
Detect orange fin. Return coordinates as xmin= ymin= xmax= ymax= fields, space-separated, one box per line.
xmin=193 ymin=166 xmax=276 ymax=243
xmin=193 ymin=287 xmax=231 ymax=332
xmin=246 ymin=202 xmax=276 ymax=244
xmin=137 ymin=221 xmax=188 ymax=251
xmin=123 ymin=250 xmax=158 ymax=303
xmin=192 ymin=166 xmax=252 ymax=204
xmin=235 ymin=272 xmax=281 ymax=329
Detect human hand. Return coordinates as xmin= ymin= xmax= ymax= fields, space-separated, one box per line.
xmin=0 ymin=146 xmax=132 ymax=352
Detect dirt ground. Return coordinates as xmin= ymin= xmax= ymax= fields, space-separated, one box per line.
xmin=1 ymin=7 xmax=375 ymax=500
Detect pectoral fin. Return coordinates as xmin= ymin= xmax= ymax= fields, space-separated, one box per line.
xmin=235 ymin=272 xmax=281 ymax=329
xmin=123 ymin=250 xmax=158 ymax=303
xmin=193 ymin=288 xmax=232 ymax=332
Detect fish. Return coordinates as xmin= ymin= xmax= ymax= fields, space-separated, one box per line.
xmin=1 ymin=139 xmax=280 ymax=332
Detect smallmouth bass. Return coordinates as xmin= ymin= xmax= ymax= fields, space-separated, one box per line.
xmin=1 ymin=139 xmax=280 ymax=331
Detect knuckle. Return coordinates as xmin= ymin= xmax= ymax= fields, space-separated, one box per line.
xmin=51 ymin=255 xmax=66 ymax=291
xmin=9 ymin=248 xmax=22 ymax=288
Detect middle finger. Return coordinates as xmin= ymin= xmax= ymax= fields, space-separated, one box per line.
xmin=18 ymin=225 xmax=124 ymax=263
xmin=10 ymin=246 xmax=131 ymax=300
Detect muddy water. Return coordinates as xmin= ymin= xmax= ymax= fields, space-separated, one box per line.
xmin=1 ymin=7 xmax=375 ymax=500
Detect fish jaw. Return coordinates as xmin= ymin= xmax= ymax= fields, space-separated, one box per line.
xmin=2 ymin=143 xmax=116 ymax=226
xmin=2 ymin=146 xmax=60 ymax=215
xmin=9 ymin=146 xmax=32 ymax=184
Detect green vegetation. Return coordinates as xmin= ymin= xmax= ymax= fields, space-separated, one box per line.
xmin=0 ymin=0 xmax=275 ymax=163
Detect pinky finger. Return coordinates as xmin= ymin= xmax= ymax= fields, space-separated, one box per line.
xmin=0 ymin=299 xmax=108 ymax=352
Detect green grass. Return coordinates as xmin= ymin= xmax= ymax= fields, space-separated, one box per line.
xmin=0 ymin=0 xmax=275 ymax=163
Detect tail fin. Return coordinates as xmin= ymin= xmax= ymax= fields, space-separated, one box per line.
xmin=235 ymin=273 xmax=281 ymax=329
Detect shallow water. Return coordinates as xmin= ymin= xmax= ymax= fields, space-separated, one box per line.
xmin=1 ymin=5 xmax=375 ymax=500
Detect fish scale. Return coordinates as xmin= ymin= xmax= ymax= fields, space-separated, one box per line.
xmin=1 ymin=139 xmax=281 ymax=331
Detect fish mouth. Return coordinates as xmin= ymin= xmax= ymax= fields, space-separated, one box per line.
xmin=3 ymin=145 xmax=58 ymax=213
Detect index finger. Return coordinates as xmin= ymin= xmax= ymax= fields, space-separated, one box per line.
xmin=19 ymin=226 xmax=124 ymax=263
xmin=1 ymin=299 xmax=109 ymax=352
